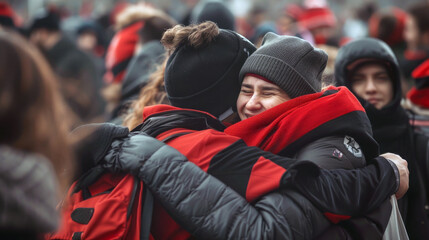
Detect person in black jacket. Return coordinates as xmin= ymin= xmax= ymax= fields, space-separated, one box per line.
xmin=97 ymin=22 xmax=410 ymax=239
xmin=335 ymin=37 xmax=429 ymax=240
xmin=227 ymin=33 xmax=394 ymax=238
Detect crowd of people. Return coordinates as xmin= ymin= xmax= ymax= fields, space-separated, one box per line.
xmin=1 ymin=0 xmax=429 ymax=239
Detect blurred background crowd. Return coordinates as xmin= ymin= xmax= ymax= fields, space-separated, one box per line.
xmin=2 ymin=0 xmax=429 ymax=239
xmin=1 ymin=0 xmax=428 ymax=127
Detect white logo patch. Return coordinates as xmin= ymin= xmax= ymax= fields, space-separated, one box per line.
xmin=343 ymin=135 xmax=362 ymax=157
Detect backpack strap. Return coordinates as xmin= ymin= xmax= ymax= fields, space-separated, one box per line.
xmin=140 ymin=184 xmax=154 ymax=240
xmin=73 ymin=165 xmax=106 ymax=200
xmin=160 ymin=131 xmax=194 ymax=143
xmin=139 ymin=131 xmax=192 ymax=240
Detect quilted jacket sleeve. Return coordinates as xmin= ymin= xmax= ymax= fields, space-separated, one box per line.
xmin=294 ymin=136 xmax=393 ymax=239
xmin=104 ymin=133 xmax=329 ymax=239
xmin=103 ymin=132 xmax=399 ymax=240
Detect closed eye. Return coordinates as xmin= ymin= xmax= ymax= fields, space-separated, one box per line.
xmin=240 ymin=90 xmax=252 ymax=95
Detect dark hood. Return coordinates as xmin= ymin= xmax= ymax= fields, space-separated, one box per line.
xmin=334 ymin=38 xmax=405 ymax=129
xmin=121 ymin=40 xmax=165 ymax=102
xmin=109 ymin=41 xmax=165 ymax=121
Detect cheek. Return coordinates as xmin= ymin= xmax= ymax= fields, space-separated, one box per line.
xmin=383 ymin=84 xmax=394 ymax=102
xmin=264 ymin=98 xmax=284 ymax=110
xmin=405 ymin=19 xmax=419 ymax=45
xmin=236 ymin=95 xmax=247 ymax=112
xmin=351 ymin=84 xmax=365 ymax=97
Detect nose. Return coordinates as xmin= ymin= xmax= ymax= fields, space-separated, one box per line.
xmin=245 ymin=94 xmax=262 ymax=112
xmin=364 ymin=79 xmax=377 ymax=94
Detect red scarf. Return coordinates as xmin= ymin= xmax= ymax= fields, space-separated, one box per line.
xmin=225 ymin=86 xmax=378 ymax=158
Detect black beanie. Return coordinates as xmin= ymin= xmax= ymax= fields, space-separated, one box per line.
xmin=239 ymin=33 xmax=328 ymax=98
xmin=164 ymin=29 xmax=256 ymax=118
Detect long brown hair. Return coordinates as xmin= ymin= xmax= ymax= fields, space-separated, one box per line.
xmin=0 ymin=31 xmax=74 ymax=194
xmin=123 ymin=55 xmax=169 ymax=130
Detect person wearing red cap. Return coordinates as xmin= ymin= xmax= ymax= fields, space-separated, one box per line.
xmin=101 ymin=5 xmax=176 ymax=123
xmin=368 ymin=7 xmax=409 ymax=95
xmin=401 ymin=2 xmax=429 ymax=85
xmin=297 ymin=6 xmax=337 ymax=45
xmin=0 ymin=2 xmax=15 ymax=29
xmin=276 ymin=3 xmax=315 ymax=45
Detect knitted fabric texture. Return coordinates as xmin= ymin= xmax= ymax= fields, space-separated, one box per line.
xmin=239 ymin=33 xmax=327 ymax=98
xmin=164 ymin=29 xmax=256 ymax=117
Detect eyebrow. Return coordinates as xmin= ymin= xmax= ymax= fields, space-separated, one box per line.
xmin=353 ymin=71 xmax=389 ymax=77
xmin=261 ymin=86 xmax=282 ymax=91
xmin=242 ymin=83 xmax=282 ymax=91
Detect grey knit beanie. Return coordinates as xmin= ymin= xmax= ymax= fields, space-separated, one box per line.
xmin=239 ymin=33 xmax=328 ymax=98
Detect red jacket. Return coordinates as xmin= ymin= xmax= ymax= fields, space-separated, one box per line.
xmin=140 ymin=105 xmax=302 ymax=239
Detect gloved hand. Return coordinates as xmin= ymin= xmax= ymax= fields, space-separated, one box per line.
xmin=102 ymin=132 xmax=167 ymax=175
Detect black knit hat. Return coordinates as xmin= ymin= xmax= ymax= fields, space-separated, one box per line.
xmin=164 ymin=29 xmax=256 ymax=118
xmin=239 ymin=33 xmax=328 ymax=98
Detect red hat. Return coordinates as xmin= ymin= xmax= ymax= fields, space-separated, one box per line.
xmin=104 ymin=21 xmax=144 ymax=84
xmin=0 ymin=2 xmax=15 ymax=27
xmin=284 ymin=4 xmax=305 ymax=20
xmin=298 ymin=7 xmax=336 ymax=31
xmin=369 ymin=7 xmax=407 ymax=47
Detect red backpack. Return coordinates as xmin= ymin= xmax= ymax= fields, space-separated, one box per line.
xmin=47 ymin=166 xmax=154 ymax=240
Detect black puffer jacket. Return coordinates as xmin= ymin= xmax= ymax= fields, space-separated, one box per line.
xmin=86 ymin=122 xmax=399 ymax=239
xmin=335 ymin=37 xmax=429 ymax=240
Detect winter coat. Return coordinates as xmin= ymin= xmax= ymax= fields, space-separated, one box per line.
xmin=225 ymin=86 xmax=390 ymax=239
xmin=92 ymin=104 xmax=397 ymax=239
xmin=0 ymin=145 xmax=59 ymax=236
xmin=335 ymin=37 xmax=429 ymax=240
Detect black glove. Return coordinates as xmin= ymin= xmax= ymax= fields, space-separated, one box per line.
xmin=102 ymin=132 xmax=188 ymax=176
xmin=72 ymin=123 xmax=129 ymax=180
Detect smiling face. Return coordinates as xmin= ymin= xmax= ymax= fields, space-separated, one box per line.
xmin=237 ymin=75 xmax=291 ymax=120
xmin=350 ymin=63 xmax=394 ymax=110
